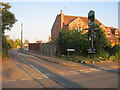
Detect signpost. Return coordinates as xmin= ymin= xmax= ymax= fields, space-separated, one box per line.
xmin=67 ymin=49 xmax=75 ymax=56
xmin=87 ymin=10 xmax=99 ymax=57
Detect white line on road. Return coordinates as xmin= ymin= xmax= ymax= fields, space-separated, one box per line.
xmin=3 ymin=77 xmax=44 ymax=83
xmin=29 ymin=65 xmax=48 ymax=78
xmin=3 ymin=80 xmax=16 ymax=82
xmin=70 ymin=71 xmax=79 ymax=74
xmin=89 ymin=68 xmax=101 ymax=71
xmin=84 ymin=71 xmax=92 ymax=73
xmin=79 ymin=70 xmax=86 ymax=72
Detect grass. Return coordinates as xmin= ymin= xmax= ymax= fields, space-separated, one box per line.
xmin=57 ymin=55 xmax=119 ymax=64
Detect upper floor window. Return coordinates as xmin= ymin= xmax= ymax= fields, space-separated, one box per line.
xmin=115 ymin=32 xmax=119 ymax=37
xmin=107 ymin=32 xmax=110 ymax=37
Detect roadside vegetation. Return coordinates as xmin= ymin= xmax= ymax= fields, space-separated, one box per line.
xmin=1 ymin=2 xmax=17 ymax=58
xmin=56 ymin=27 xmax=120 ymax=63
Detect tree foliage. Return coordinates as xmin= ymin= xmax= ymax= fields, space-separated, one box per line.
xmin=24 ymin=39 xmax=29 ymax=45
xmin=2 ymin=35 xmax=8 ymax=57
xmin=57 ymin=24 xmax=111 ymax=58
xmin=0 ymin=2 xmax=17 ymax=33
xmin=93 ymin=25 xmax=111 ymax=57
xmin=6 ymin=36 xmax=21 ymax=48
xmin=57 ymin=29 xmax=89 ymax=56
xmin=1 ymin=2 xmax=17 ymax=58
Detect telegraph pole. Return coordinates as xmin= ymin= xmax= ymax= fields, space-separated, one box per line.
xmin=21 ymin=23 xmax=23 ymax=49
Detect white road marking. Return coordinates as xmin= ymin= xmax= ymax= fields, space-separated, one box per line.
xmin=3 ymin=77 xmax=44 ymax=83
xmin=70 ymin=71 xmax=79 ymax=74
xmin=29 ymin=65 xmax=48 ymax=78
xmin=30 ymin=56 xmax=38 ymax=58
xmin=79 ymin=70 xmax=85 ymax=72
xmin=84 ymin=71 xmax=92 ymax=73
xmin=89 ymin=68 xmax=101 ymax=71
xmin=3 ymin=80 xmax=16 ymax=82
xmin=21 ymin=79 xmax=29 ymax=81
xmin=18 ymin=53 xmax=30 ymax=56
xmin=89 ymin=68 xmax=97 ymax=70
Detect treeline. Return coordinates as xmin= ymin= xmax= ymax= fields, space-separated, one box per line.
xmin=57 ymin=28 xmax=120 ymax=60
xmin=2 ymin=35 xmax=21 ymax=57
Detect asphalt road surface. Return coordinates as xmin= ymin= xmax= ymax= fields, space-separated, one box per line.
xmin=2 ymin=50 xmax=119 ymax=88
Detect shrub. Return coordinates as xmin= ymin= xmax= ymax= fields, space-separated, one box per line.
xmin=109 ymin=55 xmax=116 ymax=61
xmin=114 ymin=51 xmax=120 ymax=61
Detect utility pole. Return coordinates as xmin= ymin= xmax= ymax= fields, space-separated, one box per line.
xmin=21 ymin=23 xmax=23 ymax=49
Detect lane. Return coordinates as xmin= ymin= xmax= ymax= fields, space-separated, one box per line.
xmin=9 ymin=50 xmax=78 ymax=88
xmin=4 ymin=49 xmax=119 ymax=88
xmin=4 ymin=50 xmax=63 ymax=88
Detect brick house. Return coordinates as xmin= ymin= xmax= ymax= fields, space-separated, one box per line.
xmin=51 ymin=10 xmax=120 ymax=46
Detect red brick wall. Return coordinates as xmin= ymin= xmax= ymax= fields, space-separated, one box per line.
xmin=51 ymin=15 xmax=61 ymax=41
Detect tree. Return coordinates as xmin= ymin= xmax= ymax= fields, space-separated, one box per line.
xmin=15 ymin=39 xmax=21 ymax=48
xmin=92 ymin=24 xmax=111 ymax=57
xmin=57 ymin=29 xmax=89 ymax=56
xmin=0 ymin=2 xmax=17 ymax=33
xmin=24 ymin=39 xmax=29 ymax=45
xmin=57 ymin=24 xmax=111 ymax=58
xmin=2 ymin=35 xmax=8 ymax=57
xmin=1 ymin=2 xmax=17 ymax=58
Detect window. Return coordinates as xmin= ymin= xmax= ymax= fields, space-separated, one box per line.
xmin=115 ymin=32 xmax=119 ymax=37
xmin=107 ymin=32 xmax=110 ymax=37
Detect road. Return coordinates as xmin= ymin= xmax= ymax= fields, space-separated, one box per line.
xmin=2 ymin=49 xmax=119 ymax=88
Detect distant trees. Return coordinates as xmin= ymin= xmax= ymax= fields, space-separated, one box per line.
xmin=24 ymin=39 xmax=29 ymax=45
xmin=5 ymin=35 xmax=21 ymax=49
xmin=1 ymin=2 xmax=17 ymax=58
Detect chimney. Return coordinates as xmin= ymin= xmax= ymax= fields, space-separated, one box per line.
xmin=60 ymin=10 xmax=62 ymax=14
xmin=60 ymin=10 xmax=64 ymax=29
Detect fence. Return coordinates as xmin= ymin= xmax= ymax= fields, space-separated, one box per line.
xmin=28 ymin=42 xmax=57 ymax=56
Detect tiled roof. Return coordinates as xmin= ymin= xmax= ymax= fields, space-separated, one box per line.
xmin=63 ymin=15 xmax=102 ymax=25
xmin=64 ymin=15 xmax=78 ymax=25
xmin=107 ymin=27 xmax=115 ymax=29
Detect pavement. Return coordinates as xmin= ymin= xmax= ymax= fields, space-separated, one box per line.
xmin=20 ymin=50 xmax=83 ymax=67
xmin=20 ymin=50 xmax=120 ymax=70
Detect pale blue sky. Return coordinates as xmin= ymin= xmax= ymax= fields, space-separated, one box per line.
xmin=4 ymin=2 xmax=118 ymax=43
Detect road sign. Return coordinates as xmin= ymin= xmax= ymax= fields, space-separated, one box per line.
xmin=88 ymin=10 xmax=95 ymax=22
xmin=87 ymin=47 xmax=96 ymax=54
xmin=67 ymin=49 xmax=75 ymax=52
xmin=88 ymin=22 xmax=95 ymax=26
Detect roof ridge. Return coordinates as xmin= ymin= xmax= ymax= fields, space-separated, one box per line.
xmin=64 ymin=15 xmax=78 ymax=17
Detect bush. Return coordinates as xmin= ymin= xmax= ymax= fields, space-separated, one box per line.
xmin=95 ymin=50 xmax=109 ymax=59
xmin=114 ymin=51 xmax=120 ymax=61
xmin=2 ymin=35 xmax=8 ymax=58
xmin=109 ymin=55 xmax=117 ymax=61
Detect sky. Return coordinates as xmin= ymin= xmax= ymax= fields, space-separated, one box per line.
xmin=3 ymin=1 xmax=118 ymax=43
